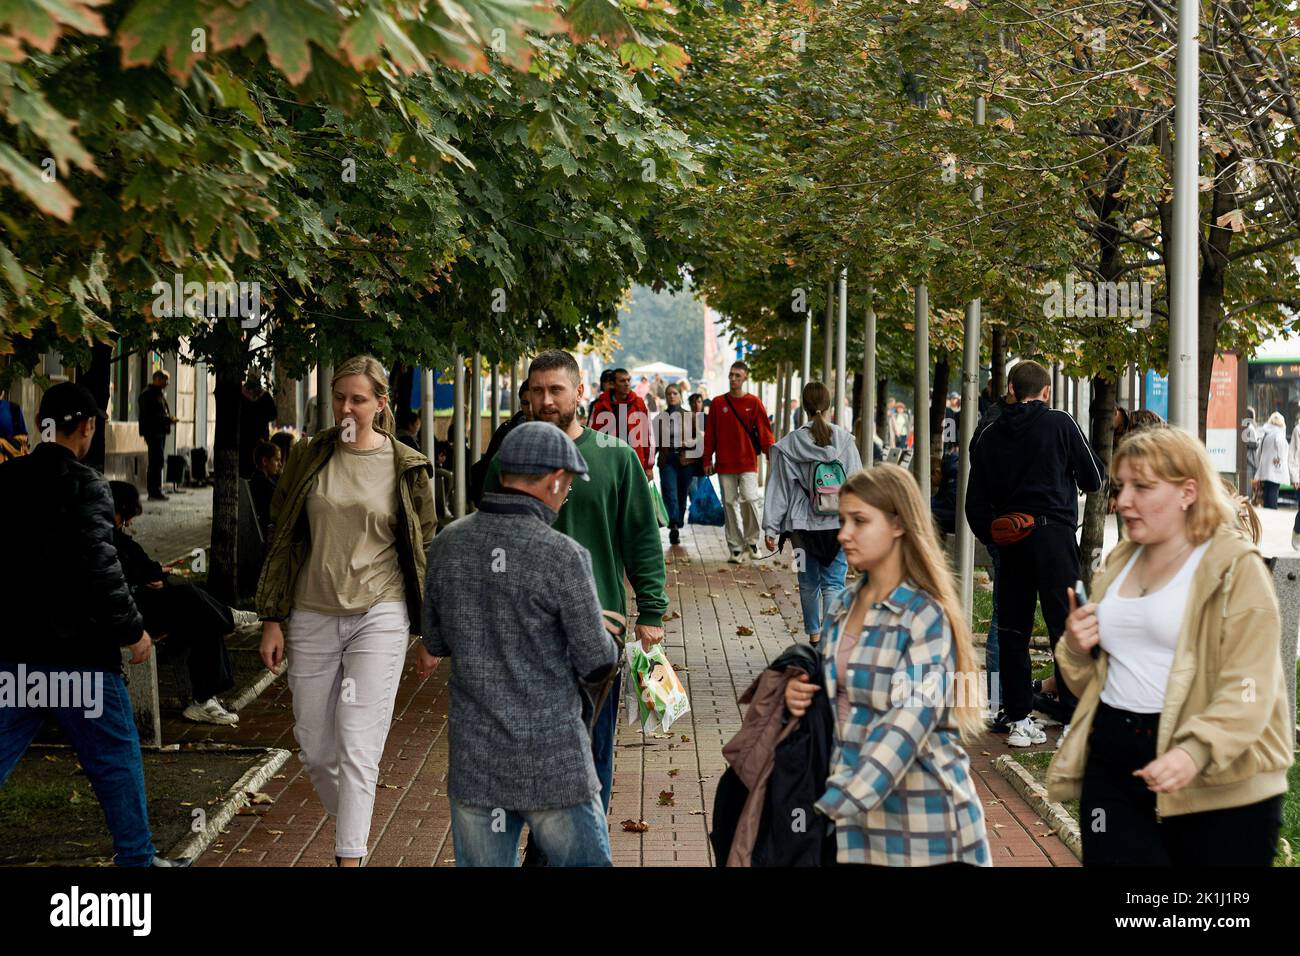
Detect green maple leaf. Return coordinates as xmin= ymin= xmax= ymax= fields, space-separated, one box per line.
xmin=116 ymin=0 xmax=214 ymax=79
xmin=209 ymin=0 xmax=342 ymax=86
xmin=339 ymin=4 xmax=428 ymax=75
xmin=0 ymin=0 xmax=108 ymax=54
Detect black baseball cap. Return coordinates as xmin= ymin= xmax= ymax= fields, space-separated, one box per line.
xmin=38 ymin=382 xmax=106 ymax=431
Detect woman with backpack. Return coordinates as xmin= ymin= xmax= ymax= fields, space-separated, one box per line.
xmin=1048 ymin=426 xmax=1293 ymax=865
xmin=763 ymin=382 xmax=861 ymax=645
xmin=783 ymin=464 xmax=990 ymax=866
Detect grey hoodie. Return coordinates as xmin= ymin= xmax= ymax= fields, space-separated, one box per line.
xmin=762 ymin=423 xmax=862 ymax=536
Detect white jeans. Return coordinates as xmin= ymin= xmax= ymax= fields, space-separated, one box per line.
xmin=285 ymin=601 xmax=409 ymax=858
xmin=719 ymin=471 xmax=762 ymax=554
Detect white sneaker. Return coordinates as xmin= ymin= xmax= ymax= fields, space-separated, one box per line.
xmin=1006 ymin=717 xmax=1047 ymax=747
xmin=749 ymin=544 xmax=762 ymax=561
xmin=728 ymin=551 xmax=744 ymax=564
xmin=1057 ymin=724 xmax=1072 ymax=747
xmin=183 ymin=697 xmax=239 ymax=725
xmin=1293 ymin=532 xmax=1300 ymax=552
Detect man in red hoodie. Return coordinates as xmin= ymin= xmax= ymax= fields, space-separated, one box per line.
xmin=703 ymin=361 xmax=775 ymax=562
xmin=590 ymin=368 xmax=654 ymax=478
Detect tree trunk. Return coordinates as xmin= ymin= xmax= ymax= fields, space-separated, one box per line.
xmin=273 ymin=361 xmax=296 ymax=429
xmin=1079 ymin=375 xmax=1117 ymax=589
xmin=875 ymin=375 xmax=888 ymax=441
xmin=1196 ymin=151 xmax=1236 ymax=442
xmin=208 ymin=356 xmax=243 ymax=605
xmin=990 ymin=327 xmax=1005 ymax=398
xmin=80 ymin=342 xmax=113 ymax=473
xmin=929 ymin=355 xmax=950 ymax=478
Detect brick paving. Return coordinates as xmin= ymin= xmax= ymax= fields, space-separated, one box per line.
xmin=143 ymin=512 xmax=1076 ymax=867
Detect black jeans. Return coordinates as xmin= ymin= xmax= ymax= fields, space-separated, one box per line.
xmin=145 ymin=433 xmax=166 ymax=496
xmin=1260 ymin=480 xmax=1280 ymax=509
xmin=994 ymin=522 xmax=1078 ymax=723
xmin=136 ymin=580 xmax=235 ymax=702
xmin=1081 ymin=702 xmax=1284 ymax=866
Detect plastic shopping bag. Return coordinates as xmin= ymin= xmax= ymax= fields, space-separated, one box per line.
xmin=624 ymin=641 xmax=690 ymax=733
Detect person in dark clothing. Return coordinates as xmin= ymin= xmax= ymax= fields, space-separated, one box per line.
xmin=269 ymin=430 xmax=294 ymax=468
xmin=966 ymin=360 xmax=1105 ymax=747
xmin=109 ymin=482 xmax=239 ymax=726
xmin=655 ymin=385 xmax=695 ymax=545
xmin=395 ymin=409 xmax=422 ymax=450
xmin=248 ymin=440 xmax=280 ymax=535
xmin=588 ymin=369 xmax=615 ymax=421
xmin=238 ymin=376 xmax=278 ymax=478
xmin=137 ymin=370 xmax=175 ymax=500
xmin=0 ymin=383 xmax=175 ymax=867
xmin=0 ymin=387 xmax=29 ymax=463
xmin=931 ymin=447 xmax=959 ymax=535
xmin=469 ymin=382 xmax=531 ymax=508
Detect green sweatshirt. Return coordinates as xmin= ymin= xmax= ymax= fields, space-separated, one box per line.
xmin=485 ymin=426 xmax=668 ymax=628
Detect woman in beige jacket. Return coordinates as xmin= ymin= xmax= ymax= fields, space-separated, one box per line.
xmin=1048 ymin=427 xmax=1293 ymax=865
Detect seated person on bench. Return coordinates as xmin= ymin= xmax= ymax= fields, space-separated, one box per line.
xmin=109 ymin=481 xmax=241 ymax=726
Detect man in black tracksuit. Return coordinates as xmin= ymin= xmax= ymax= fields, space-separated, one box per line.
xmin=965 ymin=361 xmax=1104 ymax=743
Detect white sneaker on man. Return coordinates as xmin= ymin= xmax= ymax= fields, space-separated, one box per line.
xmin=1006 ymin=716 xmax=1047 ymax=747
xmin=183 ymin=697 xmax=239 ymax=725
xmin=728 ymin=551 xmax=745 ymax=564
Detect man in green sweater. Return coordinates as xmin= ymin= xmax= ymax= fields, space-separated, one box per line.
xmin=485 ymin=349 xmax=668 ymax=814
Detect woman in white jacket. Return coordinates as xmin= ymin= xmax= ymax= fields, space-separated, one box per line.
xmin=762 ymin=382 xmax=862 ymax=644
xmin=1255 ymin=411 xmax=1289 ymax=509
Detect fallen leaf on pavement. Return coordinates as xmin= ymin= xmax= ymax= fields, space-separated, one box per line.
xmin=736 ymin=626 xmax=754 ymax=636
xmin=621 ymin=819 xmax=650 ymax=833
xmin=689 ymin=810 xmax=707 ymax=816
xmin=668 ymin=768 xmax=679 ymax=777
xmin=680 ymin=734 xmax=691 ymax=742
xmin=658 ymin=790 xmax=675 ymax=806
xmin=247 ymin=792 xmax=274 ymax=805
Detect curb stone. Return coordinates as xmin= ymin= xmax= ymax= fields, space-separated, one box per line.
xmin=166 ymin=747 xmax=292 ymax=862
xmin=993 ymin=753 xmax=1082 ymax=862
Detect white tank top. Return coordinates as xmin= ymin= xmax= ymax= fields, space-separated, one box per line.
xmin=1096 ymin=541 xmax=1211 ymax=714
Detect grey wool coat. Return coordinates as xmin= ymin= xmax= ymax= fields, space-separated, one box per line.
xmin=422 ymin=489 xmax=617 ymax=810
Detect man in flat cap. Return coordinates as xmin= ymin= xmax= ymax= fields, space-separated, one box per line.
xmin=420 ymin=422 xmax=618 ymax=866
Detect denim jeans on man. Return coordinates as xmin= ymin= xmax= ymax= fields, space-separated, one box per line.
xmin=451 ymin=794 xmax=611 ymax=866
xmin=798 ymin=549 xmax=847 ymax=636
xmin=0 ymin=664 xmax=155 ymax=866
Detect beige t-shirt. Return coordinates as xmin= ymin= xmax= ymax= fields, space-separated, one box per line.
xmin=293 ymin=437 xmax=405 ymax=615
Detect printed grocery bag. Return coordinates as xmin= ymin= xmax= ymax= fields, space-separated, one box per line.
xmin=624 ymin=641 xmax=690 ymax=733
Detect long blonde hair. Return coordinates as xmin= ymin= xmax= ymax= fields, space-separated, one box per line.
xmin=331 ymin=355 xmax=395 ymax=435
xmin=840 ymin=464 xmax=985 ymax=740
xmin=1111 ymin=427 xmax=1236 ymax=545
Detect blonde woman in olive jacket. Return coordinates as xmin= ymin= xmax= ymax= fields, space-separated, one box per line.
xmin=1047 ymin=427 xmax=1293 ymax=866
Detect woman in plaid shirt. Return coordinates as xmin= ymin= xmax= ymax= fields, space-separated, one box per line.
xmin=786 ymin=465 xmax=990 ymax=866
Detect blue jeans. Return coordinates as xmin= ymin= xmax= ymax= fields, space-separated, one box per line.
xmin=590 ymin=672 xmax=620 ymax=813
xmin=0 ymin=665 xmax=155 ymax=866
xmin=451 ymin=795 xmax=612 ymax=866
xmin=986 ymin=547 xmax=1001 ymax=710
xmin=659 ymin=457 xmax=692 ymax=529
xmin=797 ymin=548 xmax=847 ymax=636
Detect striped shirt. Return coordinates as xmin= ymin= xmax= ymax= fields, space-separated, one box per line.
xmin=814 ymin=577 xmax=991 ymax=867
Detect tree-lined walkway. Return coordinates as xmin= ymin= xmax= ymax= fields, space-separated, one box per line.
xmin=161 ymin=520 xmax=1074 ymax=867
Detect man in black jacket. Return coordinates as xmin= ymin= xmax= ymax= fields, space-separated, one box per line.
xmin=965 ymin=360 xmax=1104 ymax=747
xmin=137 ymin=369 xmax=174 ymax=500
xmin=0 ymin=383 xmax=167 ymax=866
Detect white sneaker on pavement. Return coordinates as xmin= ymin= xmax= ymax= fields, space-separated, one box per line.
xmin=183 ymin=697 xmax=239 ymax=725
xmin=728 ymin=551 xmax=744 ymax=564
xmin=1006 ymin=716 xmax=1047 ymax=747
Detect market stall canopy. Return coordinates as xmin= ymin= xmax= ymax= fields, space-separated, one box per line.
xmin=629 ymin=361 xmax=689 ymax=379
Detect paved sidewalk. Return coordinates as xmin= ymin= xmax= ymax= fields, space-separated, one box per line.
xmin=164 ymin=520 xmax=1074 ymax=867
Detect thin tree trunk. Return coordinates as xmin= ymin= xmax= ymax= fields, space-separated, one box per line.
xmin=81 ymin=343 xmax=113 ymax=473
xmin=990 ymin=327 xmax=1006 ymax=398
xmin=1079 ymin=375 xmax=1116 ymax=589
xmin=208 ymin=356 xmax=243 ymax=605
